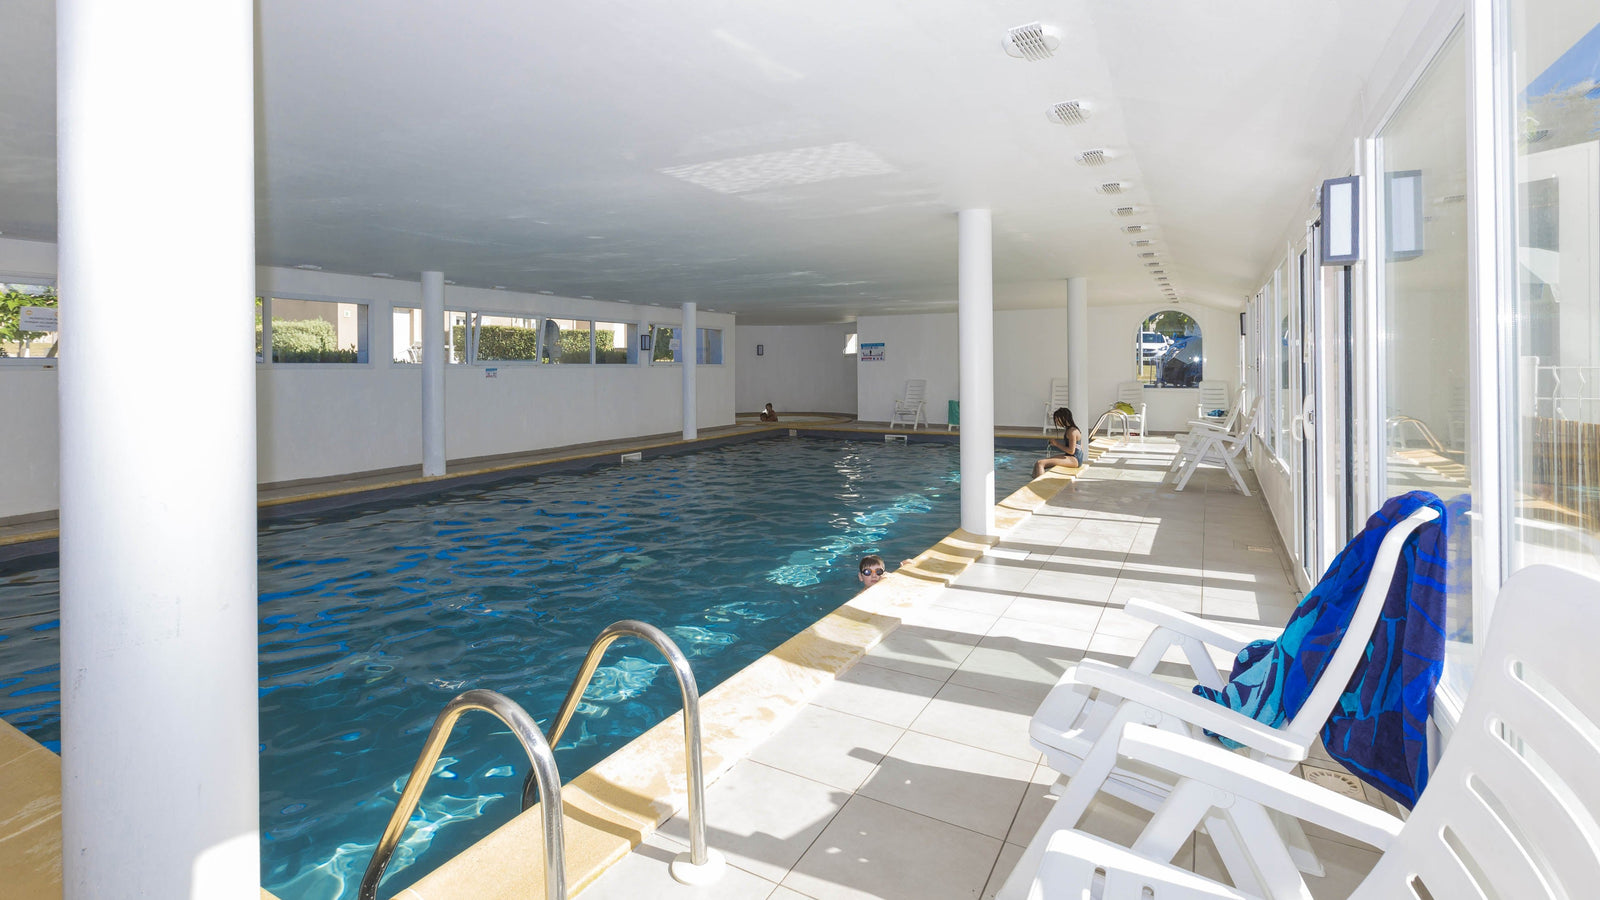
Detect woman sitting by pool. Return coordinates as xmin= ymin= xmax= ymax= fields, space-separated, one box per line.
xmin=1033 ymin=406 xmax=1083 ymax=478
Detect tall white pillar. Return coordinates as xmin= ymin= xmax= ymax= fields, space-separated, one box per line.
xmin=1066 ymin=277 xmax=1089 ymax=423
xmin=682 ymin=302 xmax=698 ymax=440
xmin=958 ymin=210 xmax=996 ymax=537
xmin=57 ymin=0 xmax=259 ymax=896
xmin=421 ymin=271 xmax=446 ymax=477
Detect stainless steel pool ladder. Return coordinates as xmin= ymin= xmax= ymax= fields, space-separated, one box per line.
xmin=358 ymin=689 xmax=566 ymax=900
xmin=523 ymin=619 xmax=725 ymax=885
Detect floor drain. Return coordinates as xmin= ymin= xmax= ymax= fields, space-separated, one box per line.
xmin=1302 ymin=766 xmax=1365 ymax=798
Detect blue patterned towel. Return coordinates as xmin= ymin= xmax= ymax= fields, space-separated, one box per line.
xmin=1193 ymin=491 xmax=1448 ymax=807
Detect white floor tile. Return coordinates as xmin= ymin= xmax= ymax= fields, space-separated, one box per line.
xmin=748 ymin=705 xmax=905 ymax=793
xmin=811 ymin=662 xmax=943 ymax=729
xmin=782 ymin=795 xmax=1004 ymax=900
xmin=576 ymin=831 xmax=780 ymax=900
xmin=856 ymin=730 xmax=1033 ymax=838
xmin=909 ymin=681 xmax=1041 ymax=763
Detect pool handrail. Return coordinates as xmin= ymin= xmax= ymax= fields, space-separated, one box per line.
xmin=359 ymin=689 xmax=565 ymax=900
xmin=526 ymin=620 xmax=720 ymax=881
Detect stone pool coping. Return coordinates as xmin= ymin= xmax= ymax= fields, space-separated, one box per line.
xmin=0 ymin=439 xmax=1104 ymax=899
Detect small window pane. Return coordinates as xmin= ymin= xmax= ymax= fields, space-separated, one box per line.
xmin=446 ymin=310 xmax=471 ymax=364
xmin=697 ymin=328 xmax=723 ymax=365
xmin=595 ymin=321 xmax=636 ymax=364
xmin=650 ymin=325 xmax=680 ymax=363
xmin=475 ymin=313 xmax=540 ymax=362
xmin=1135 ymin=310 xmax=1201 ymax=388
xmin=543 ymin=317 xmax=593 ymax=364
xmin=271 ymin=297 xmax=368 ymax=364
xmin=1 ymin=282 xmax=59 ymax=360
xmin=393 ymin=306 xmax=422 ymax=363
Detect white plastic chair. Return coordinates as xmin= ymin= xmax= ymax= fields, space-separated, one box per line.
xmin=1195 ymin=381 xmax=1231 ymax=423
xmin=1166 ymin=397 xmax=1253 ymax=482
xmin=1116 ymin=382 xmax=1147 ymax=440
xmin=1044 ymin=377 xmax=1072 ymax=433
xmin=1170 ymin=399 xmax=1258 ymax=495
xmin=889 ymin=379 xmax=927 ymax=429
xmin=1001 ymin=505 xmax=1439 ymax=899
xmin=1026 ymin=563 xmax=1600 ymax=900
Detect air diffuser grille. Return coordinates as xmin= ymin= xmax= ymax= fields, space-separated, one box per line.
xmin=1076 ymin=149 xmax=1112 ymax=167
xmin=1112 ymin=206 xmax=1138 ymax=217
xmin=1139 ymin=251 xmax=1159 ymax=259
xmin=1121 ymin=224 xmax=1149 ymax=234
xmin=1131 ymin=239 xmax=1155 ymax=247
xmin=1096 ymin=181 xmax=1130 ymax=195
xmin=1047 ymin=100 xmax=1090 ymax=125
xmin=1005 ymin=22 xmax=1060 ymax=61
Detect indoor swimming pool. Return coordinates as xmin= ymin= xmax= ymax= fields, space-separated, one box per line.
xmin=0 ymin=435 xmax=1033 ymax=898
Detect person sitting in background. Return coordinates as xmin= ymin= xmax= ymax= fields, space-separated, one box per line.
xmin=1033 ymin=406 xmax=1084 ymax=478
xmin=759 ymin=403 xmax=779 ymax=422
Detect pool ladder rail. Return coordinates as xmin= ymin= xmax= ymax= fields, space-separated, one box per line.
xmin=356 ymin=619 xmax=724 ymax=900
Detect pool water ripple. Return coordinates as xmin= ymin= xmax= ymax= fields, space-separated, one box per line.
xmin=0 ymin=437 xmax=1032 ymax=898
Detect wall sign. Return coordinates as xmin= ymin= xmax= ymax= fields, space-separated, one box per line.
xmin=484 ymin=367 xmax=498 ymax=379
xmin=859 ymin=341 xmax=885 ymax=362
xmin=756 ymin=344 xmax=764 ymax=356
xmin=20 ymin=306 xmax=58 ymax=332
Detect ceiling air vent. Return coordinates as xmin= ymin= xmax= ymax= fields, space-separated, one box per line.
xmin=1145 ymin=261 xmax=1162 ymax=267
xmin=1047 ymin=100 xmax=1090 ymax=125
xmin=1112 ymin=206 xmax=1139 ymax=217
xmin=1139 ymin=251 xmax=1159 ymax=259
xmin=1095 ymin=181 xmax=1131 ymax=194
xmin=1121 ymin=224 xmax=1149 ymax=234
xmin=1076 ymin=149 xmax=1113 ymax=167
xmin=1131 ymin=239 xmax=1155 ymax=247
xmin=1003 ymin=22 xmax=1061 ymax=61
xmin=1150 ymin=269 xmax=1166 ymax=275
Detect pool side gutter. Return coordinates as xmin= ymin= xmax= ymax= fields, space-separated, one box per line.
xmin=396 ymin=449 xmax=1096 ymax=899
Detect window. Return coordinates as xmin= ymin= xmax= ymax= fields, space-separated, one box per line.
xmin=594 ymin=321 xmax=636 ymax=364
xmin=696 ymin=327 xmax=723 ymax=365
xmin=1375 ymin=26 xmax=1471 ymax=695
xmin=263 ymin=296 xmax=368 ymax=364
xmin=1 ymin=281 xmax=59 ymax=361
xmin=473 ymin=313 xmax=541 ymax=363
xmin=542 ymin=317 xmax=593 ymax=364
xmin=392 ymin=306 xmax=422 ymax=363
xmin=1134 ymin=310 xmax=1201 ymax=388
xmin=649 ymin=325 xmax=681 ymax=363
xmin=1503 ymin=12 xmax=1600 ymax=582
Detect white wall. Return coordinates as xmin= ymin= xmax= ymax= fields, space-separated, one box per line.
xmin=853 ymin=302 xmax=1239 ymax=432
xmin=734 ymin=323 xmax=857 ymax=414
xmin=0 ymin=239 xmax=736 ymax=518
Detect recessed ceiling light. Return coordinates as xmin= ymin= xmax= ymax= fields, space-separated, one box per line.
xmin=370 ymin=272 xmax=393 ymax=279
xmin=580 ymin=295 xmax=594 ymax=299
xmin=293 ymin=264 xmax=322 ymax=271
xmin=1046 ymin=100 xmax=1091 ymax=125
xmin=586 ymin=235 xmax=604 ymax=240
xmin=649 ymin=302 xmax=662 ymax=307
xmin=1003 ymin=22 xmax=1061 ymax=61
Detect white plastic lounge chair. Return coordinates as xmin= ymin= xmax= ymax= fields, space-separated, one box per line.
xmin=1000 ymin=505 xmax=1439 ymax=899
xmin=1025 ymin=563 xmax=1600 ymax=900
xmin=1116 ymin=382 xmax=1147 ymax=440
xmin=1166 ymin=397 xmax=1253 ymax=483
xmin=1170 ymin=399 xmax=1259 ymax=495
xmin=1043 ymin=377 xmax=1072 ymax=433
xmin=889 ymin=379 xmax=927 ymax=429
xmin=1195 ymin=381 xmax=1231 ymax=423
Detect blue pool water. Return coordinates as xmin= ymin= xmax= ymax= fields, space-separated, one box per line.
xmin=0 ymin=436 xmax=1034 ymax=898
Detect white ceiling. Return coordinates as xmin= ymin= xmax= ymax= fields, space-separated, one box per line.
xmin=0 ymin=1 xmax=1411 ymax=323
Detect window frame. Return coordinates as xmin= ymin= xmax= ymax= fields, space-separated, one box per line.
xmin=1131 ymin=308 xmax=1203 ymax=389
xmin=258 ymin=293 xmax=371 ymax=366
xmin=0 ymin=276 xmax=60 ymax=367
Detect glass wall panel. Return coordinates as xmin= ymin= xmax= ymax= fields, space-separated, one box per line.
xmin=649 ymin=325 xmax=681 ymax=363
xmin=392 ymin=306 xmax=421 ymax=363
xmin=594 ymin=320 xmax=635 ymax=364
xmin=446 ymin=310 xmax=470 ymax=364
xmin=696 ymin=327 xmax=723 ymax=365
xmin=1504 ymin=12 xmax=1600 ymax=582
xmin=1376 ymin=27 xmax=1471 ymax=694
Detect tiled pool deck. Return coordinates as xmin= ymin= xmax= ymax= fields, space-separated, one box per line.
xmin=574 ymin=438 xmax=1387 ymax=900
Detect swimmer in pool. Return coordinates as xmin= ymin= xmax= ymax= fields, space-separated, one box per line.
xmin=858 ymin=554 xmax=915 ymax=589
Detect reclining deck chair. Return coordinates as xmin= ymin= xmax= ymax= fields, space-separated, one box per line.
xmin=1043 ymin=377 xmax=1072 ymax=433
xmin=999 ymin=503 xmax=1440 ymax=899
xmin=1169 ymin=398 xmax=1258 ymax=495
xmin=1195 ymin=381 xmax=1231 ymax=424
xmin=1115 ymin=382 xmax=1148 ymax=441
xmin=1026 ymin=563 xmax=1600 ymax=900
xmin=889 ymin=379 xmax=927 ymax=429
xmin=1167 ymin=395 xmax=1248 ymax=475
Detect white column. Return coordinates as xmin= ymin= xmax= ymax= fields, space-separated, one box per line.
xmin=1066 ymin=277 xmax=1089 ymax=422
xmin=958 ymin=210 xmax=996 ymax=536
xmin=682 ymin=302 xmax=698 ymax=440
xmin=57 ymin=1 xmax=259 ymax=897
xmin=421 ymin=271 xmax=446 ymax=476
